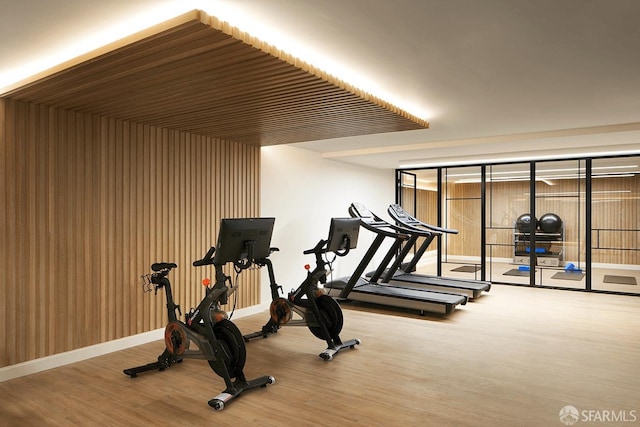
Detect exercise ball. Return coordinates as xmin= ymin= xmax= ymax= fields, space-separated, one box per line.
xmin=516 ymin=213 xmax=537 ymax=232
xmin=538 ymin=213 xmax=563 ymax=233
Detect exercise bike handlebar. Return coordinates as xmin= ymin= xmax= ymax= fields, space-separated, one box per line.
xmin=193 ymin=246 xmax=216 ymax=267
xmin=303 ymin=239 xmax=327 ymax=256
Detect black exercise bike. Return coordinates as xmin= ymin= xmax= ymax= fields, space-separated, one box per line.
xmin=123 ymin=217 xmax=276 ymax=411
xmin=244 ymin=218 xmax=361 ymax=360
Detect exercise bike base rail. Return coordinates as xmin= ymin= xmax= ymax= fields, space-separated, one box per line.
xmin=122 ymin=354 xmax=183 ymax=378
xmin=209 ymin=375 xmax=276 ymax=411
xmin=318 ymin=338 xmax=362 ymax=360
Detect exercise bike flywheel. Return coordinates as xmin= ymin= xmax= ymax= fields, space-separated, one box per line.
xmin=308 ymin=295 xmax=343 ymax=340
xmin=208 ymin=319 xmax=247 ymax=379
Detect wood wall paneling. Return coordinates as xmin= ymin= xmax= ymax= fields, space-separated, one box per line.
xmin=401 ymin=187 xmax=438 ymax=256
xmin=443 ymin=183 xmax=482 ymax=257
xmin=0 ymin=99 xmax=261 ymax=368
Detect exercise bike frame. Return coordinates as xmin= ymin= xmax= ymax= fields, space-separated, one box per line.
xmin=123 ymin=242 xmax=274 ymax=411
xmin=244 ymin=237 xmax=361 ymax=360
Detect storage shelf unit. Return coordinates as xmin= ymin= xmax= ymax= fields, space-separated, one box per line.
xmin=514 ymin=229 xmax=564 ymax=267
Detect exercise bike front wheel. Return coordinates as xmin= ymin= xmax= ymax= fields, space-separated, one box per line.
xmin=308 ymin=295 xmax=344 ymax=340
xmin=208 ymin=319 xmax=247 ymax=379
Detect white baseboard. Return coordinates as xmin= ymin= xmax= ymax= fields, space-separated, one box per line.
xmin=0 ymin=329 xmax=164 ymax=383
xmin=0 ymin=303 xmax=269 ymax=383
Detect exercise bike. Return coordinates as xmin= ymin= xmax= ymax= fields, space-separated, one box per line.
xmin=244 ymin=217 xmax=361 ymax=360
xmin=123 ymin=217 xmax=277 ymax=411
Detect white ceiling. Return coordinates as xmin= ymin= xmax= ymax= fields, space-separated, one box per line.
xmin=2 ymin=0 xmax=639 ymax=170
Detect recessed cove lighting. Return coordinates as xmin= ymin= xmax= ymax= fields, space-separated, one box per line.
xmin=0 ymin=0 xmax=430 ymax=121
xmin=0 ymin=2 xmax=194 ymax=93
xmin=399 ymin=149 xmax=640 ymax=169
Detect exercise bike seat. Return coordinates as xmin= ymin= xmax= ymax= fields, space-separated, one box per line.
xmin=151 ymin=262 xmax=177 ymax=272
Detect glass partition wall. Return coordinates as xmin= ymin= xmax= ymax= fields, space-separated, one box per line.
xmin=442 ymin=167 xmax=483 ymax=280
xmin=398 ymin=169 xmax=440 ymax=276
xmin=590 ymin=157 xmax=640 ymax=294
xmin=400 ymin=155 xmax=639 ymax=296
xmin=534 ymin=160 xmax=586 ymax=288
xmin=486 ymin=163 xmax=531 ymax=285
xmin=397 ymin=167 xmax=485 ymax=281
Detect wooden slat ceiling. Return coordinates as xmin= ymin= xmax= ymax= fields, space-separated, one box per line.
xmin=1 ymin=10 xmax=428 ymax=145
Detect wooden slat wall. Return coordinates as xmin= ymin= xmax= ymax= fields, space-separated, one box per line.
xmin=401 ymin=187 xmax=438 ymax=252
xmin=444 ymin=183 xmax=482 ymax=257
xmin=486 ymin=180 xmax=530 ymax=258
xmin=0 ymin=99 xmax=261 ymax=368
xmin=415 ymin=188 xmax=439 ymax=226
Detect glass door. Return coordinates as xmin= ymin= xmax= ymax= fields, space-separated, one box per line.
xmin=590 ymin=156 xmax=640 ymax=294
xmin=397 ymin=169 xmax=442 ymax=275
xmin=404 ymin=169 xmax=440 ymax=276
xmin=397 ymin=170 xmax=417 ymax=215
xmin=442 ymin=166 xmax=483 ymax=280
xmin=485 ymin=163 xmax=532 ymax=285
xmin=534 ymin=160 xmax=586 ymax=288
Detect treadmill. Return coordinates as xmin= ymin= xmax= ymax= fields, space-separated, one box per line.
xmin=381 ymin=204 xmax=491 ymax=299
xmin=326 ymin=202 xmax=467 ymax=315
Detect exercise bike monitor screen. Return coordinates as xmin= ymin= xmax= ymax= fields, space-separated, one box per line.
xmin=326 ymin=217 xmax=360 ymax=252
xmin=214 ymin=217 xmax=276 ymax=264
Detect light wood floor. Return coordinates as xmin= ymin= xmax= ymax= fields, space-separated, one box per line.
xmin=423 ymin=261 xmax=640 ymax=294
xmin=1 ymin=285 xmax=639 ymax=426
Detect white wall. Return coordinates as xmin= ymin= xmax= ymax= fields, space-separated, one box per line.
xmin=260 ymin=144 xmax=395 ymax=305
